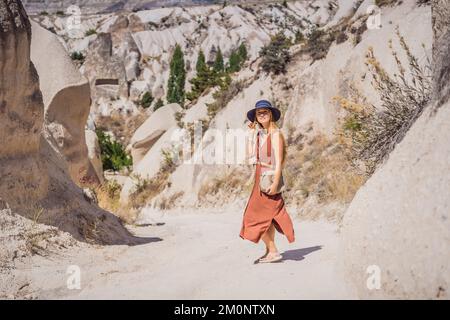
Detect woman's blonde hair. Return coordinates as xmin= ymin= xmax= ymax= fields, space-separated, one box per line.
xmin=255 ymin=110 xmax=287 ymax=168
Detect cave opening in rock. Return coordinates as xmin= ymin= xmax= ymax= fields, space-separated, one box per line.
xmin=95 ymin=78 xmax=119 ymax=86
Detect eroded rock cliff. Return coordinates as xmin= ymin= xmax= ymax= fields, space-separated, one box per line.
xmin=0 ymin=0 xmax=140 ymax=245
xmin=339 ymin=0 xmax=450 ymax=299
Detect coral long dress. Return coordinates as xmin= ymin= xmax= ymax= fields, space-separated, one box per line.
xmin=239 ymin=129 xmax=295 ymax=244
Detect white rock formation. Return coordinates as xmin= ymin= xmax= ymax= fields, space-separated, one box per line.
xmin=0 ymin=0 xmax=49 ymax=208
xmin=339 ymin=0 xmax=450 ymax=299
xmin=30 ymin=21 xmax=101 ymax=185
xmin=0 ymin=0 xmax=136 ymax=245
xmin=129 ymin=80 xmax=151 ymax=101
xmin=130 ymin=103 xmax=182 ymax=167
xmin=83 ymin=32 xmax=128 ymax=102
xmin=120 ymin=103 xmax=182 ymax=203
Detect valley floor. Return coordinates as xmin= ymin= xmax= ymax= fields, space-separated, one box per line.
xmin=19 ymin=208 xmax=357 ymax=299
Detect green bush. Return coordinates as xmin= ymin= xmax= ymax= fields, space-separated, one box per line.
xmin=238 ymin=43 xmax=248 ymax=62
xmin=336 ymin=28 xmax=432 ymax=174
xmin=139 ymin=91 xmax=154 ymax=109
xmin=259 ymin=32 xmax=292 ymax=75
xmin=187 ymin=49 xmax=214 ymax=101
xmin=206 ymin=79 xmax=243 ymax=119
xmin=96 ymin=128 xmax=133 ymax=172
xmin=295 ymin=30 xmax=305 ymax=43
xmin=85 ymin=29 xmax=97 ymax=37
xmin=154 ymin=98 xmax=164 ymax=111
xmin=301 ymin=27 xmax=334 ymax=62
xmin=226 ymin=43 xmax=248 ymax=73
xmin=174 ymin=110 xmax=185 ymax=128
xmin=226 ymin=50 xmax=241 ymax=73
xmin=129 ymin=147 xmax=178 ymax=209
xmin=213 ymin=47 xmax=225 ymax=74
xmin=186 ymin=43 xmax=248 ymax=103
xmin=70 ymin=51 xmax=85 ymax=62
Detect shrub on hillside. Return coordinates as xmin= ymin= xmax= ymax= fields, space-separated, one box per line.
xmin=85 ymin=28 xmax=97 ymax=36
xmin=206 ymin=79 xmax=243 ymax=119
xmin=259 ymin=31 xmax=292 ymax=75
xmin=375 ymin=0 xmax=400 ymax=7
xmin=302 ymin=27 xmax=335 ymax=62
xmin=139 ymin=91 xmax=154 ymax=109
xmin=154 ymin=98 xmax=164 ymax=111
xmin=70 ymin=51 xmax=85 ymax=62
xmin=95 ymin=128 xmax=133 ymax=172
xmin=128 ymin=146 xmax=178 ymax=209
xmin=334 ymin=28 xmax=432 ymax=174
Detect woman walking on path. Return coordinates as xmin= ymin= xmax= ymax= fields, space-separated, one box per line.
xmin=239 ymin=99 xmax=296 ymax=264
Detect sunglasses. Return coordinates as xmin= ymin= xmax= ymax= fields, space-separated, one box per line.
xmin=256 ymin=110 xmax=270 ymax=117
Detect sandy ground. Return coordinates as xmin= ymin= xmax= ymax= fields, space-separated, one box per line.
xmin=20 ymin=207 xmax=357 ymax=299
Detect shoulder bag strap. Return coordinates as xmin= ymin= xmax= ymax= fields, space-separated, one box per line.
xmin=256 ymin=130 xmax=260 ymax=162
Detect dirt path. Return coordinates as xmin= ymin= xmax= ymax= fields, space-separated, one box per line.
xmin=24 ymin=208 xmax=356 ymax=299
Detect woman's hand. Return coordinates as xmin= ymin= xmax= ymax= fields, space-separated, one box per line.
xmin=266 ymin=182 xmax=278 ymax=195
xmin=247 ymin=121 xmax=256 ymax=129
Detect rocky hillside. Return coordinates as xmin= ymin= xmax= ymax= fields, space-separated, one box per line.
xmin=339 ymin=0 xmax=449 ymax=299
xmin=0 ymin=0 xmax=143 ymax=245
xmin=0 ymin=0 xmax=158 ymax=298
xmin=1 ymin=0 xmax=448 ymax=300
xmin=24 ymin=0 xmax=221 ymax=15
xmin=23 ymin=0 xmax=316 ymax=15
xmin=27 ymin=0 xmax=435 ymax=224
xmin=32 ymin=0 xmax=335 ymax=115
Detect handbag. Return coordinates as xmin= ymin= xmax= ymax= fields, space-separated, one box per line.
xmin=256 ymin=130 xmax=286 ymax=194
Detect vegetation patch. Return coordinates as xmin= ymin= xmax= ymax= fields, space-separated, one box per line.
xmin=85 ymin=28 xmax=97 ymax=36
xmin=138 ymin=91 xmax=154 ymax=109
xmin=96 ymin=111 xmax=147 ymax=146
xmin=259 ymin=31 xmax=292 ymax=74
xmin=128 ymin=146 xmax=178 ymax=209
xmin=198 ymin=167 xmax=253 ymax=206
xmin=96 ymin=128 xmax=133 ymax=172
xmin=301 ymin=27 xmax=334 ymax=62
xmin=334 ymin=27 xmax=432 ymax=174
xmin=283 ymin=131 xmax=367 ymax=222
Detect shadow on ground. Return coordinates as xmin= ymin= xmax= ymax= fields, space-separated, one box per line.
xmin=281 ymin=245 xmax=323 ymax=261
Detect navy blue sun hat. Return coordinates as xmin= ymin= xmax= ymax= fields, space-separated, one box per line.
xmin=246 ymin=99 xmax=281 ymax=122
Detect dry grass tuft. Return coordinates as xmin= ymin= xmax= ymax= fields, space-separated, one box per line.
xmin=128 ymin=146 xmax=178 ymax=210
xmin=333 ymin=27 xmax=431 ymax=174
xmin=94 ymin=180 xmax=122 ymax=213
xmin=96 ymin=111 xmax=147 ymax=146
xmin=283 ymin=132 xmax=367 ymax=212
xmin=198 ymin=166 xmax=253 ymax=206
xmin=92 ymin=179 xmax=138 ymax=225
xmin=154 ymin=191 xmax=185 ymax=210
